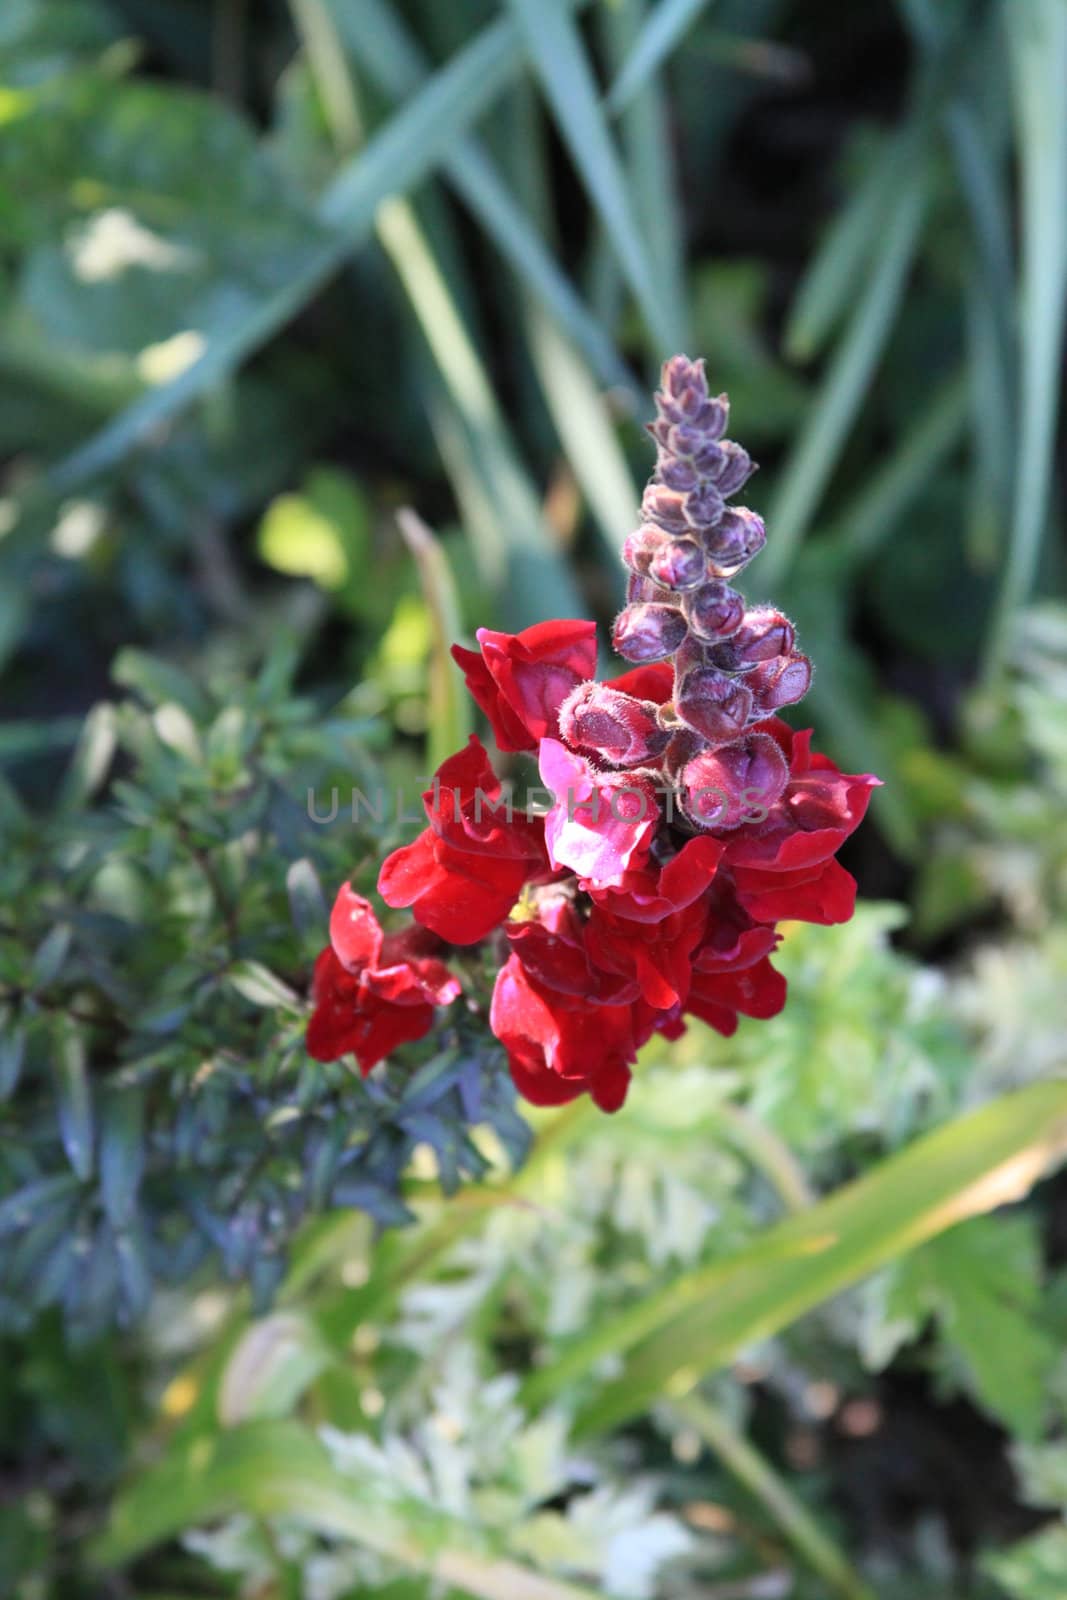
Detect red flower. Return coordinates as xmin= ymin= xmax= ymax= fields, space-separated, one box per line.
xmin=721 ymin=720 xmax=880 ymax=927
xmin=490 ymin=954 xmax=636 ymax=1112
xmin=586 ymin=833 xmax=724 ymax=923
xmin=539 ymin=738 xmax=658 ymax=885
xmin=451 ymin=620 xmax=597 ymax=753
xmin=314 ymin=363 xmax=883 ymax=1114
xmin=379 ymin=737 xmax=546 ymax=944
xmin=586 ymin=898 xmax=708 ymax=1011
xmin=686 ymin=956 xmax=788 ymax=1037
xmin=307 ymin=885 xmax=460 ymax=1071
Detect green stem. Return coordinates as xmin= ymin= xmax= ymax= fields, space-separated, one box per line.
xmin=669 ymin=1393 xmax=876 ymax=1600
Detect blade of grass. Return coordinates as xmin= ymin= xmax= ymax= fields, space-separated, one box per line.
xmin=604 ymin=0 xmax=716 ymax=114
xmin=601 ymin=0 xmax=690 ymax=352
xmin=506 ymin=0 xmax=681 ymax=354
xmin=375 ymin=196 xmax=585 ymax=621
xmin=396 ymin=510 xmax=471 ymax=772
xmin=782 ymin=129 xmax=919 ymax=364
xmin=292 ymin=0 xmax=585 ymax=623
xmin=47 ymin=10 xmax=554 ymax=493
xmin=326 ymin=0 xmax=639 ymax=405
xmin=524 ymin=302 xmax=638 ymax=559
xmin=518 ymin=1077 xmax=1067 ymax=1427
xmin=759 ymin=176 xmax=928 ymax=590
xmin=985 ymin=0 xmax=1067 ymax=675
xmin=90 ymin=1419 xmax=619 ymax=1600
xmin=669 ymin=1394 xmax=876 ymax=1600
xmin=820 ymin=371 xmax=968 ymax=571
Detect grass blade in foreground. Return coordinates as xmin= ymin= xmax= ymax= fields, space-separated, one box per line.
xmin=759 ymin=177 xmax=927 ymax=589
xmin=604 ymin=0 xmax=714 ymax=114
xmin=90 ymin=1418 xmax=610 ymax=1600
xmin=517 ymin=1078 xmax=1067 ymax=1429
xmin=507 ymin=0 xmax=680 ymax=353
xmin=668 ymin=1394 xmax=875 ymax=1600
xmin=985 ymin=0 xmax=1067 ymax=674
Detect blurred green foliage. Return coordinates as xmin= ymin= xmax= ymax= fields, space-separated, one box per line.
xmin=1 ymin=0 xmax=1066 ymax=1596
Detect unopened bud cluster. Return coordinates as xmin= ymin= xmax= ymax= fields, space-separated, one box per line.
xmin=603 ymin=356 xmax=812 ymax=832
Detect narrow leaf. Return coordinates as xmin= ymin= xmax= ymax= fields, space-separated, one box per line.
xmin=51 ymin=1020 xmax=95 ymax=1182
xmin=605 ymin=0 xmax=714 ymax=114
xmin=760 ymin=177 xmax=927 ymax=589
xmin=985 ymin=0 xmax=1067 ymax=673
xmin=518 ymin=1079 xmax=1067 ymax=1430
xmin=49 ymin=12 xmax=537 ymax=492
xmin=507 ymin=0 xmax=679 ymax=352
xmin=397 ymin=510 xmax=471 ymax=773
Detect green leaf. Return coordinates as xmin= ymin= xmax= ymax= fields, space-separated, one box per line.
xmin=227 ymin=961 xmax=302 ymax=1012
xmin=984 ymin=1523 xmax=1067 ymax=1600
xmin=99 ymin=1087 xmax=145 ymax=1228
xmin=92 ymin=1418 xmax=612 ymax=1599
xmin=396 ymin=509 xmax=471 ymax=773
xmin=783 ymin=130 xmax=919 ymax=362
xmin=217 ymin=1312 xmax=333 ymax=1427
xmin=286 ymin=858 xmax=328 ymax=953
xmin=601 ymin=0 xmax=689 ymax=352
xmin=48 ymin=10 xmax=539 ymax=493
xmin=50 ymin=1018 xmax=94 ymax=1182
xmin=523 ymin=305 xmax=637 ymax=559
xmin=518 ymin=1079 xmax=1067 ymax=1432
xmin=985 ymin=0 xmax=1067 ymax=673
xmin=759 ymin=174 xmax=928 ymax=589
xmin=867 ymin=1214 xmax=1055 ymax=1438
xmin=506 ymin=0 xmax=679 ymax=352
xmin=257 ymin=464 xmax=370 ymax=593
xmin=30 ymin=923 xmax=72 ymax=988
xmin=59 ymin=701 xmax=117 ymax=809
xmin=326 ymin=0 xmax=638 ymax=400
xmin=111 ymin=648 xmax=208 ymax=718
xmin=604 ymin=0 xmax=714 ymax=114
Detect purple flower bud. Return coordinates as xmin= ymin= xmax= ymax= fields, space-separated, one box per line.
xmin=622 ymin=524 xmax=668 ymax=576
xmin=661 ymin=354 xmax=708 ymax=402
xmin=649 ymin=536 xmax=706 ymax=591
xmin=675 ymin=666 xmax=754 ymax=744
xmin=559 ymin=682 xmax=669 ymax=767
xmin=695 ymin=395 xmax=729 ymax=438
xmin=626 ymin=572 xmax=674 ymax=605
xmin=657 ymin=458 xmax=699 ymax=492
xmin=612 ymin=602 xmax=688 ymax=663
xmin=676 ymin=425 xmax=722 ymax=465
xmin=684 ymin=581 xmax=746 ymax=642
xmin=747 ymin=652 xmax=812 ymax=714
xmin=676 ymin=732 xmax=789 ymax=830
xmin=705 ymin=507 xmax=766 ymax=577
xmin=682 ymin=482 xmax=726 ymax=531
xmin=711 ymin=441 xmax=755 ymax=496
xmin=641 ymin=482 xmax=689 ymax=533
xmin=714 ymin=607 xmax=796 ymax=669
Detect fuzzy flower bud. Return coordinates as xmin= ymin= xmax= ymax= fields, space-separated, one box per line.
xmin=675 ymin=732 xmax=789 ymax=831
xmin=712 ymin=607 xmax=796 ymax=671
xmin=559 ymin=683 xmax=669 ymax=767
xmin=612 ymin=602 xmax=688 ymax=664
xmin=674 ymin=665 xmax=754 ymax=744
xmin=683 ymin=581 xmax=745 ymax=642
xmin=649 ymin=537 xmax=706 ymax=591
xmin=705 ymin=507 xmax=766 ymax=577
xmin=626 ymin=572 xmax=675 ymax=605
xmin=710 ymin=441 xmax=755 ymax=497
xmin=747 ymin=652 xmax=813 ymax=714
xmin=622 ymin=524 xmax=669 ymax=576
xmin=641 ymin=482 xmax=689 ymax=533
xmin=681 ymin=482 xmax=726 ymax=531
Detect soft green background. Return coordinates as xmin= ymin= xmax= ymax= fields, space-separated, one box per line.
xmin=1 ymin=1 xmax=1066 ymax=1597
